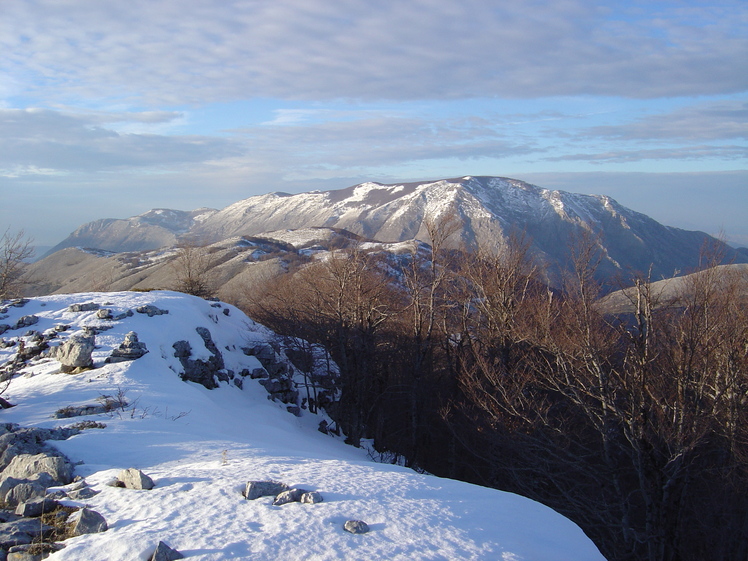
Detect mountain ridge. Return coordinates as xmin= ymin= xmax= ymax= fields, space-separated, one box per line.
xmin=43 ymin=176 xmax=744 ymax=283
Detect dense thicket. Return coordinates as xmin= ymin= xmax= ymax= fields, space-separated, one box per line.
xmin=240 ymin=232 xmax=748 ymax=561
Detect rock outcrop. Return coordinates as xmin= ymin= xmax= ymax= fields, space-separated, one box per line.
xmin=106 ymin=331 xmax=148 ymax=363
xmin=49 ymin=333 xmax=95 ymax=373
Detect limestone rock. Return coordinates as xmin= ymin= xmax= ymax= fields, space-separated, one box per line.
xmin=4 ymin=483 xmax=46 ymax=508
xmin=242 ymin=481 xmax=288 ymax=500
xmin=343 ymin=520 xmax=370 ymax=534
xmin=0 ymin=518 xmax=52 ymax=549
xmin=67 ymin=508 xmax=107 ymax=536
xmin=136 ymin=305 xmax=168 ymax=317
xmin=65 ymin=486 xmax=99 ymax=500
xmin=13 ymin=317 xmax=38 ymax=330
xmin=300 ymin=491 xmax=323 ymax=504
xmin=117 ymin=468 xmax=155 ymax=490
xmin=173 ymin=328 xmax=225 ymax=390
xmin=14 ymin=498 xmax=57 ymax=518
xmin=67 ymin=303 xmax=99 ymax=313
xmin=106 ymin=331 xmax=148 ymax=363
xmin=272 ymin=488 xmax=308 ymax=506
xmin=7 ymin=542 xmax=64 ymax=561
xmin=53 ymin=333 xmax=95 ymax=373
xmin=2 ymin=454 xmax=73 ymax=486
xmin=150 ymin=541 xmax=184 ymax=561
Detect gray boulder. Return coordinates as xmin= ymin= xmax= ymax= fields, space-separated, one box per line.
xmin=53 ymin=333 xmax=95 ymax=373
xmin=95 ymin=308 xmax=113 ymax=320
xmin=67 ymin=303 xmax=99 ymax=313
xmin=0 ymin=477 xmax=23 ymax=503
xmin=14 ymin=497 xmax=57 ymax=518
xmin=242 ymin=480 xmax=288 ymax=500
xmin=66 ymin=486 xmax=99 ymax=500
xmin=300 ymin=491 xmax=323 ymax=504
xmin=150 ymin=541 xmax=184 ymax=561
xmin=117 ymin=468 xmax=154 ymax=490
xmin=13 ymin=317 xmax=38 ymax=330
xmin=136 ymin=305 xmax=168 ymax=317
xmin=67 ymin=508 xmax=107 ymax=536
xmin=2 ymin=454 xmax=73 ymax=486
xmin=4 ymin=483 xmax=46 ymax=508
xmin=0 ymin=518 xmax=52 ymax=549
xmin=343 ymin=520 xmax=370 ymax=534
xmin=106 ymin=331 xmax=148 ymax=363
xmin=7 ymin=542 xmax=64 ymax=561
xmin=272 ymin=488 xmax=308 ymax=506
xmin=173 ymin=328 xmax=225 ymax=390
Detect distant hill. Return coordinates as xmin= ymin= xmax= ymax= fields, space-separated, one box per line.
xmin=43 ymin=207 xmax=217 ymax=257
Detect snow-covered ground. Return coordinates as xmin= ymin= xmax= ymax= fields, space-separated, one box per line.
xmin=0 ymin=291 xmax=605 ymax=561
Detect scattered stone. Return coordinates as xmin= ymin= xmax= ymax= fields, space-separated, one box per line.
xmin=113 ymin=310 xmax=134 ymax=321
xmin=0 ymin=518 xmax=52 ymax=549
xmin=117 ymin=468 xmax=154 ymax=490
xmin=300 ymin=491 xmax=323 ymax=504
xmin=67 ymin=508 xmax=107 ymax=536
xmin=2 ymin=454 xmax=73 ymax=486
xmin=136 ymin=305 xmax=168 ymax=317
xmin=67 ymin=303 xmax=99 ymax=313
xmin=65 ymin=487 xmax=99 ymax=501
xmin=105 ymin=331 xmax=148 ymax=363
xmin=150 ymin=541 xmax=184 ymax=561
xmin=14 ymin=498 xmax=58 ymax=518
xmin=4 ymin=482 xmax=47 ymax=508
xmin=13 ymin=317 xmax=38 ymax=330
xmin=95 ymin=308 xmax=113 ymax=320
xmin=272 ymin=488 xmax=308 ymax=506
xmin=343 ymin=520 xmax=370 ymax=534
xmin=7 ymin=542 xmax=64 ymax=561
xmin=243 ymin=481 xmax=289 ymax=500
xmin=0 ymin=325 xmax=9 ymax=336
xmin=51 ymin=333 xmax=95 ymax=373
xmin=246 ymin=367 xmax=268 ymax=379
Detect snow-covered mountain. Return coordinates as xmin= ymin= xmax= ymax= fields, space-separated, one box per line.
xmin=46 ymin=176 xmax=740 ymax=282
xmin=0 ymin=291 xmax=604 ymax=560
xmin=43 ymin=208 xmax=218 ymax=257
xmin=191 ymin=176 xmax=734 ymax=280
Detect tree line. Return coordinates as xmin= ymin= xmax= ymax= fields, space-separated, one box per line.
xmin=239 ymin=224 xmax=748 ymax=561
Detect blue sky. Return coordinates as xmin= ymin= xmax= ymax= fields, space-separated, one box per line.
xmin=1 ymin=0 xmax=746 ymax=248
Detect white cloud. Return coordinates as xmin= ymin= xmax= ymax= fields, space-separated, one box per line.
xmin=2 ymin=0 xmax=745 ymax=105
xmin=587 ymin=100 xmax=748 ymax=141
xmin=0 ymin=108 xmax=239 ymax=172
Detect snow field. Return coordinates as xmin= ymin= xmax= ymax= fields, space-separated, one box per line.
xmin=0 ymin=292 xmax=604 ymax=561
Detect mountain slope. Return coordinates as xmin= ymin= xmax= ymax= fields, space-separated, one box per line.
xmin=43 ymin=208 xmax=218 ymax=257
xmin=0 ymin=291 xmax=604 ymax=561
xmin=190 ymin=176 xmax=737 ymax=281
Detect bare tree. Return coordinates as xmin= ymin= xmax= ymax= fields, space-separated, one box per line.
xmin=447 ymin=232 xmax=748 ymax=561
xmin=0 ymin=229 xmax=34 ymax=300
xmin=171 ymin=240 xmax=216 ymax=298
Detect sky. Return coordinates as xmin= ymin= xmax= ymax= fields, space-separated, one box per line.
xmin=0 ymin=0 xmax=746 ymax=249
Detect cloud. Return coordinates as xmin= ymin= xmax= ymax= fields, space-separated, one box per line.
xmin=586 ymin=101 xmax=748 ymax=141
xmin=0 ymin=109 xmax=239 ymax=173
xmin=2 ymin=0 xmax=745 ymax=104
xmin=546 ymin=145 xmax=747 ymax=163
xmin=234 ymin=114 xmax=540 ymax=176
